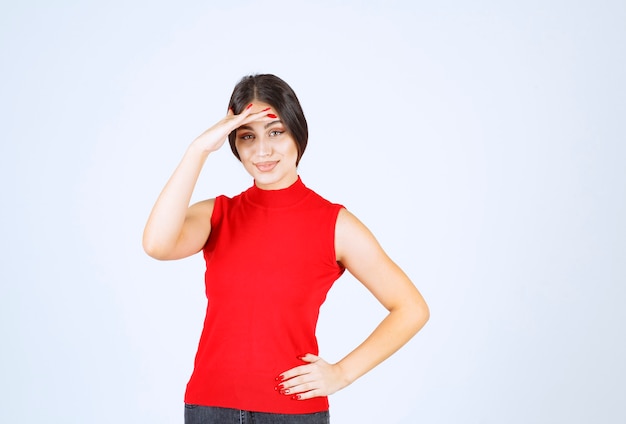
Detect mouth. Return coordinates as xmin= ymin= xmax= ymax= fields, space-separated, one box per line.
xmin=254 ymin=161 xmax=278 ymax=172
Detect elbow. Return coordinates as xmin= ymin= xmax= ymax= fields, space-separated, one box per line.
xmin=419 ymin=301 xmax=430 ymax=329
xmin=142 ymin=239 xmax=161 ymax=260
xmin=142 ymin=233 xmax=171 ymax=260
xmin=407 ymin=295 xmax=430 ymax=334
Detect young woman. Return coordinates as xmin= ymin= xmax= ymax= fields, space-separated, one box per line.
xmin=143 ymin=74 xmax=429 ymax=424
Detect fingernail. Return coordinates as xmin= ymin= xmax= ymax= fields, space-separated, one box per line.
xmin=262 ymin=107 xmax=271 ymax=112
xmin=267 ymin=113 xmax=277 ymax=119
xmin=291 ymin=394 xmax=301 ymax=400
xmin=246 ymin=103 xmax=253 ymax=109
xmin=275 ymin=375 xmax=284 ymax=382
xmin=281 ymin=389 xmax=289 ymax=395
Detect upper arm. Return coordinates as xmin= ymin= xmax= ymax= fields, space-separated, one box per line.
xmin=165 ymin=198 xmax=215 ymax=260
xmin=335 ymin=208 xmax=425 ymax=312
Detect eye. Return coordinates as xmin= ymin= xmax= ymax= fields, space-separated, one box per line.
xmin=238 ymin=133 xmax=254 ymax=141
xmin=269 ymin=130 xmax=284 ymax=137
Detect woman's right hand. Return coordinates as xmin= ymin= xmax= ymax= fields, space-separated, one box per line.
xmin=142 ymin=103 xmax=272 ymax=260
xmin=191 ymin=104 xmax=270 ymax=154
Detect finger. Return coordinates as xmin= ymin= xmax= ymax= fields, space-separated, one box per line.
xmin=277 ymin=377 xmax=315 ymax=396
xmin=278 ymin=372 xmax=310 ymax=390
xmin=298 ymin=353 xmax=319 ymax=364
xmin=277 ymin=353 xmax=324 ymax=383
xmin=291 ymin=388 xmax=323 ymax=401
xmin=289 ymin=380 xmax=316 ymax=395
xmin=277 ymin=357 xmax=317 ymax=381
xmin=236 ymin=103 xmax=268 ymax=118
xmin=220 ymin=104 xmax=263 ymax=133
xmin=238 ymin=107 xmax=274 ymax=127
xmin=222 ymin=103 xmax=254 ymax=125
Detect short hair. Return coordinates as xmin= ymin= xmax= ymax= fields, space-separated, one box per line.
xmin=227 ymin=74 xmax=308 ymax=166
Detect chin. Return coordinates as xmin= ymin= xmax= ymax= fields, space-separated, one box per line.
xmin=255 ymin=172 xmax=297 ymax=190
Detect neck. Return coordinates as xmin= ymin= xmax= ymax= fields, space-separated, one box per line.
xmin=246 ymin=176 xmax=308 ymax=208
xmin=254 ymin=171 xmax=299 ymax=191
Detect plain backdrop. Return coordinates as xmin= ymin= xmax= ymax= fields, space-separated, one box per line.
xmin=1 ymin=1 xmax=624 ymax=423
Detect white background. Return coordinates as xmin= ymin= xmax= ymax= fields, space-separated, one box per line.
xmin=1 ymin=1 xmax=624 ymax=423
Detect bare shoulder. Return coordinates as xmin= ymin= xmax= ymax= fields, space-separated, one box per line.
xmin=188 ymin=197 xmax=216 ymax=218
xmin=335 ymin=208 xmax=371 ymax=239
xmin=335 ymin=207 xmax=424 ymax=312
xmin=335 ymin=208 xmax=384 ymax=266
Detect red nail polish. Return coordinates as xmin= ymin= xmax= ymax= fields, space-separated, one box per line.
xmin=267 ymin=113 xmax=277 ymax=119
xmin=262 ymin=107 xmax=271 ymax=112
xmin=291 ymin=394 xmax=301 ymax=400
xmin=275 ymin=375 xmax=284 ymax=382
xmin=246 ymin=103 xmax=253 ymax=109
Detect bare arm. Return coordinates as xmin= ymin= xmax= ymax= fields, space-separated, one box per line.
xmin=142 ymin=143 xmax=214 ymax=260
xmin=142 ymin=105 xmax=270 ymax=260
xmin=277 ymin=208 xmax=429 ymax=399
xmin=332 ymin=208 xmax=429 ymax=383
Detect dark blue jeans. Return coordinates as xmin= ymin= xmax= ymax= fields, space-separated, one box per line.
xmin=184 ymin=404 xmax=330 ymax=424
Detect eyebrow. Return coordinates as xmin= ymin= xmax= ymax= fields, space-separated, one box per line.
xmin=237 ymin=120 xmax=283 ymax=132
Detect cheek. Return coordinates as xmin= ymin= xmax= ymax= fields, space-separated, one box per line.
xmin=234 ymin=142 xmax=251 ymax=159
xmin=284 ymin=139 xmax=299 ymax=157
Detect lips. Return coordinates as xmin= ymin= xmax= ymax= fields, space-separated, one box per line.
xmin=254 ymin=161 xmax=278 ymax=172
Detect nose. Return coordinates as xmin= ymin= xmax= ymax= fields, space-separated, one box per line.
xmin=257 ymin=136 xmax=272 ymax=157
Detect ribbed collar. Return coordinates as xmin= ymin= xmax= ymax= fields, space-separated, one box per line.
xmin=244 ymin=176 xmax=310 ymax=208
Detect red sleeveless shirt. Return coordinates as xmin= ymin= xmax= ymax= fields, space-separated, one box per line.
xmin=184 ymin=177 xmax=345 ymax=413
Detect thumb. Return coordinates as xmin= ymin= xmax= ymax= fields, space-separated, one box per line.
xmin=297 ymin=353 xmax=319 ymax=363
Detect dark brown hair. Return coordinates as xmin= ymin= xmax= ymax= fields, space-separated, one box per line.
xmin=227 ymin=74 xmax=308 ymax=165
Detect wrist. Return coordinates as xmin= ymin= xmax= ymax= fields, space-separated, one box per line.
xmin=334 ymin=361 xmax=355 ymax=389
xmin=186 ymin=139 xmax=213 ymax=159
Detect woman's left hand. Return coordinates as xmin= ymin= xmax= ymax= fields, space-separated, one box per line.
xmin=275 ymin=354 xmax=349 ymax=400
